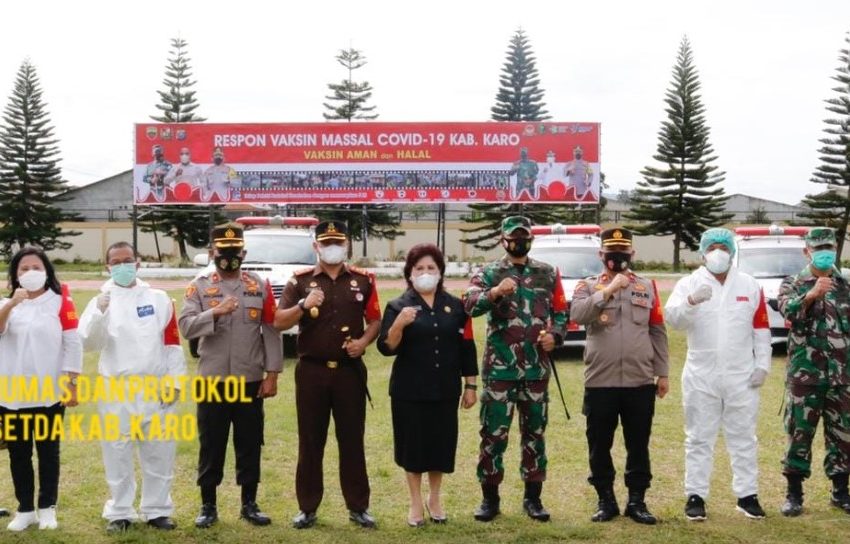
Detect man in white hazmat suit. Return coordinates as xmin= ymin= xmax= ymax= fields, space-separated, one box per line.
xmin=664 ymin=228 xmax=771 ymax=521
xmin=78 ymin=241 xmax=187 ymax=532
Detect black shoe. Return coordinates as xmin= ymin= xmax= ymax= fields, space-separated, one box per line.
xmin=0 ymin=508 xmax=9 ymax=518
xmin=292 ymin=510 xmax=317 ymax=529
xmin=736 ymin=495 xmax=765 ymax=519
xmin=241 ymin=502 xmax=271 ymax=526
xmin=685 ymin=495 xmax=706 ymax=521
xmin=147 ymin=516 xmax=176 ymax=530
xmin=474 ymin=484 xmax=500 ymax=522
xmin=106 ymin=519 xmax=132 ymax=533
xmin=349 ymin=510 xmax=376 ymax=529
xmin=625 ymin=490 xmax=657 ymax=525
xmin=195 ymin=503 xmax=218 ymax=529
xmin=780 ymin=493 xmax=803 ymax=517
xmin=522 ymin=498 xmax=550 ymax=522
xmin=830 ymin=491 xmax=850 ymax=513
xmin=591 ymin=488 xmax=619 ymax=522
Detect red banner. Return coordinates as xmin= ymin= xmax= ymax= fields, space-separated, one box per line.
xmin=133 ymin=122 xmax=600 ymax=205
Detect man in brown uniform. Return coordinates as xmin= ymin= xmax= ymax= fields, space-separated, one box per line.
xmin=276 ymin=220 xmax=382 ymax=529
xmin=571 ymin=227 xmax=669 ymax=525
xmin=178 ymin=224 xmax=282 ymax=528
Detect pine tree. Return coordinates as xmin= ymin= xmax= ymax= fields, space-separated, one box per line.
xmin=320 ymin=47 xmax=401 ymax=256
xmin=800 ymin=31 xmax=850 ymax=257
xmin=143 ymin=37 xmax=219 ymax=261
xmin=323 ymin=48 xmax=378 ymax=120
xmin=0 ymin=60 xmax=79 ymax=257
xmin=625 ymin=37 xmax=731 ymax=271
xmin=490 ymin=29 xmax=550 ymax=122
xmin=462 ymin=29 xmax=566 ymax=251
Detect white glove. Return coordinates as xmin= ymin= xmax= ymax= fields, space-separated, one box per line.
xmin=689 ymin=284 xmax=712 ymax=305
xmin=96 ymin=292 xmax=110 ymax=313
xmin=749 ymin=368 xmax=768 ymax=388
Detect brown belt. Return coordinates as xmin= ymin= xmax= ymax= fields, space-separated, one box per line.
xmin=299 ymin=356 xmax=373 ymax=408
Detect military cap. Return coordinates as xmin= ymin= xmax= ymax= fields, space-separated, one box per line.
xmin=501 ymin=216 xmax=532 ymax=236
xmin=805 ymin=227 xmax=836 ymax=247
xmin=211 ymin=223 xmax=244 ymax=248
xmin=315 ymin=220 xmax=348 ymax=242
xmin=601 ymin=227 xmax=633 ymax=247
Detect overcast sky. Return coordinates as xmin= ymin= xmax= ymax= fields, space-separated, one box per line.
xmin=1 ymin=0 xmax=849 ymax=206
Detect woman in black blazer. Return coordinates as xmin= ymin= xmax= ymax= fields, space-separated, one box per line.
xmin=378 ymin=243 xmax=478 ymax=527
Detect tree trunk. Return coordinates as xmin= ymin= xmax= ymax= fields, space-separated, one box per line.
xmin=672 ymin=233 xmax=681 ymax=272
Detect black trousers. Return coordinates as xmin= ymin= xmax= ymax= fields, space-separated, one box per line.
xmin=196 ymin=380 xmax=264 ymax=495
xmin=1 ymin=403 xmax=65 ymax=512
xmin=295 ymin=359 xmax=369 ymax=513
xmin=583 ymin=385 xmax=656 ymax=491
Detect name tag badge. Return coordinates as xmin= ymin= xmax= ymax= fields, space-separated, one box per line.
xmin=137 ymin=304 xmax=155 ymax=317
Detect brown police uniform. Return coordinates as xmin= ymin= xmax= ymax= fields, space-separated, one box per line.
xmin=178 ymin=225 xmax=283 ymax=506
xmin=570 ymin=227 xmax=668 ymax=498
xmin=279 ymin=221 xmax=382 ymax=515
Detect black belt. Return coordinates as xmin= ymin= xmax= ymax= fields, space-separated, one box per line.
xmin=301 ymin=357 xmax=373 ymax=409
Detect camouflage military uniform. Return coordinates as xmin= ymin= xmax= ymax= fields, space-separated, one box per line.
xmin=465 ymin=253 xmax=568 ymax=485
xmin=778 ymin=231 xmax=850 ymax=480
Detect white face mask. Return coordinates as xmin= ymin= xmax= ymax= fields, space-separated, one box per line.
xmin=18 ymin=269 xmax=47 ymax=292
xmin=318 ymin=244 xmax=347 ymax=265
xmin=412 ymin=273 xmax=440 ymax=293
xmin=705 ymin=249 xmax=732 ymax=274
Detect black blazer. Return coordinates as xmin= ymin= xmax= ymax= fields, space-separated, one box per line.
xmin=378 ymin=289 xmax=478 ymax=401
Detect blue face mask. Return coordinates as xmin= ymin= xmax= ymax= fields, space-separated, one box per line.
xmin=110 ymin=262 xmax=137 ymax=287
xmin=811 ymin=249 xmax=837 ymax=271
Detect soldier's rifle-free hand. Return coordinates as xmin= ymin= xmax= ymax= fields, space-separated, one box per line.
xmin=212 ymin=296 xmax=239 ymax=317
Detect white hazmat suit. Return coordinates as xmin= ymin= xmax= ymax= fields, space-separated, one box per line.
xmin=665 ymin=266 xmax=771 ymax=500
xmin=78 ymin=279 xmax=186 ymax=522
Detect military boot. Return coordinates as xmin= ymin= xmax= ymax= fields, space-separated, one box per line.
xmin=831 ymin=473 xmax=850 ymax=514
xmin=780 ymin=474 xmax=804 ymax=517
xmin=522 ymin=481 xmax=550 ymax=522
xmin=624 ymin=488 xmax=657 ymax=525
xmin=473 ymin=484 xmax=501 ymax=522
xmin=591 ymin=487 xmax=620 ymax=522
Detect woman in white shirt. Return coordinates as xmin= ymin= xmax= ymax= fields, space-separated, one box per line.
xmin=0 ymin=247 xmax=82 ymax=531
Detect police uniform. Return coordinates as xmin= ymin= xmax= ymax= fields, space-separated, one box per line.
xmin=570 ymin=227 xmax=669 ymax=524
xmin=202 ymin=147 xmax=240 ymax=202
xmin=178 ymin=225 xmax=282 ymax=526
xmin=278 ymin=221 xmax=382 ymax=523
xmin=777 ymin=227 xmax=850 ymax=516
xmin=464 ymin=216 xmax=568 ymax=521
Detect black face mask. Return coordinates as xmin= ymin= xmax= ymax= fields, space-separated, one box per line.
xmin=503 ymin=237 xmax=532 ymax=258
xmin=215 ymin=248 xmax=243 ymax=271
xmin=604 ymin=251 xmax=631 ymax=272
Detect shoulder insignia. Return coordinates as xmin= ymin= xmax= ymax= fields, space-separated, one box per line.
xmin=348 ymin=265 xmax=369 ymax=275
xmin=184 ymin=284 xmax=197 ymax=299
xmin=209 ymin=272 xmax=221 ymax=283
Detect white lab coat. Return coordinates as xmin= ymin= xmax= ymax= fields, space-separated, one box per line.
xmin=78 ymin=279 xmax=187 ymax=522
xmin=665 ymin=266 xmax=771 ymax=499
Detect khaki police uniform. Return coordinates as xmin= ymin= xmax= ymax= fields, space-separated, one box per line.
xmin=178 ymin=226 xmax=282 ymax=506
xmin=570 ymin=228 xmax=668 ymax=495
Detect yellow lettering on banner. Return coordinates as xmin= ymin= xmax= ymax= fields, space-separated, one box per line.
xmin=303 ymin=150 xmax=344 ymax=160
xmin=20 ymin=376 xmax=39 ymax=402
xmin=148 ymin=415 xmax=162 ymax=441
xmin=128 ymin=376 xmax=144 ymax=399
xmin=396 ymin=149 xmax=431 ymax=160
xmin=3 ymin=414 xmax=15 ymax=440
xmin=129 ymin=415 xmax=145 ymax=440
xmin=34 ymin=414 xmax=51 ymax=441
xmin=223 ymin=378 xmax=239 ymax=403
xmin=67 ymin=414 xmax=83 ymax=441
xmin=51 ymin=413 xmax=65 ymax=441
xmin=205 ymin=377 xmax=221 ymax=402
xmin=108 ymin=376 xmax=126 ymax=402
xmin=181 ymin=414 xmax=197 ymax=440
xmin=88 ymin=415 xmax=103 ymax=441
xmin=144 ymin=377 xmax=159 ymax=403
xmin=160 ymin=376 xmax=176 ymax=404
xmin=104 ymin=414 xmax=120 ymax=441
xmin=346 ymin=150 xmax=377 ymax=159
xmin=18 ymin=413 xmax=33 ymax=440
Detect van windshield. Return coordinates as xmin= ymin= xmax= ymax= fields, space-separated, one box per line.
xmin=243 ymin=233 xmax=317 ymax=265
xmin=529 ymin=248 xmax=603 ymax=279
xmin=737 ymin=248 xmax=807 ymax=278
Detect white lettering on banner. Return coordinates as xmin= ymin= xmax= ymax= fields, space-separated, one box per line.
xmin=213 ymin=134 xmax=267 ymax=147
xmin=321 ymin=133 xmax=374 ymax=146
xmin=449 ymin=133 xmax=476 ymax=146
xmin=483 ymin=133 xmax=520 ymax=146
xmin=377 ymin=133 xmax=424 ymax=146
xmin=270 ymin=134 xmax=318 ymax=146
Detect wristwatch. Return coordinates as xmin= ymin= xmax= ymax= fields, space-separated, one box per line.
xmin=297 ymin=298 xmax=307 ymax=311
xmin=464 ymin=383 xmax=478 ymax=391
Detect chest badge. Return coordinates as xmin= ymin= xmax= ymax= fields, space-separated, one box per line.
xmin=209 ymin=299 xmax=220 ymax=308
xmin=599 ymin=313 xmax=609 ymax=323
xmin=205 ymin=287 xmax=220 ymax=296
xmin=355 ymin=293 xmax=364 ymax=301
xmin=309 ymin=281 xmax=318 ymax=288
xmin=310 ymin=307 xmax=319 ymax=318
xmin=444 ymin=305 xmax=451 ymax=313
xmin=350 ymin=279 xmax=358 ymax=287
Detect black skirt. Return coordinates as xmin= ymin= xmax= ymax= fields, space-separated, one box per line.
xmin=391 ymin=397 xmax=459 ymax=473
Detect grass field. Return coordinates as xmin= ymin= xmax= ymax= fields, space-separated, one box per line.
xmin=1 ymin=286 xmax=847 ymax=544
